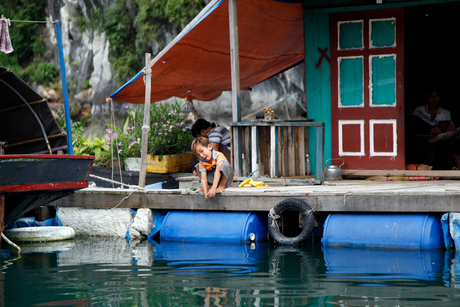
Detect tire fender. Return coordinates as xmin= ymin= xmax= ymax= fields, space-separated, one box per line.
xmin=268 ymin=198 xmax=315 ymax=245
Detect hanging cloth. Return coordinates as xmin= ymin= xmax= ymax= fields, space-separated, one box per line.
xmin=0 ymin=17 xmax=13 ymax=54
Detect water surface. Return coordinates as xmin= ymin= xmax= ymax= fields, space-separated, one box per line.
xmin=2 ymin=237 xmax=460 ymax=306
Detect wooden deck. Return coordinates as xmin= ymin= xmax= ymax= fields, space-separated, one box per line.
xmin=52 ymin=177 xmax=460 ymax=214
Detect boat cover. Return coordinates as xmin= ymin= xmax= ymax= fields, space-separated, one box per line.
xmin=110 ymin=0 xmax=304 ymax=103
xmin=0 ymin=66 xmax=68 ymax=154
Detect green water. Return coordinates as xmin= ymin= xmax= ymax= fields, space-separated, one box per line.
xmin=2 ymin=237 xmax=460 ymax=306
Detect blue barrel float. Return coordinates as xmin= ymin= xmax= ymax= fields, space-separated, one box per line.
xmin=322 ymin=213 xmax=445 ymax=250
xmin=160 ymin=211 xmax=268 ymax=243
xmin=323 ymin=246 xmax=444 ymax=280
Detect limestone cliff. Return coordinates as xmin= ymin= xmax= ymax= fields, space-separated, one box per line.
xmin=41 ymin=0 xmax=306 ymax=133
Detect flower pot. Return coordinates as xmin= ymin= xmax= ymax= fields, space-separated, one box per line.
xmin=146 ymin=152 xmax=194 ymax=173
xmin=124 ymin=157 xmax=142 ymax=171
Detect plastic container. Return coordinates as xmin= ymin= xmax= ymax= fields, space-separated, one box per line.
xmin=323 ymin=246 xmax=444 ymax=280
xmin=160 ymin=211 xmax=268 ymax=243
xmin=322 ymin=213 xmax=444 ymax=250
xmin=145 ymin=182 xmax=163 ymax=189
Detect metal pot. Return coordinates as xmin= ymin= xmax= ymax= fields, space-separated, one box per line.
xmin=324 ymin=158 xmax=345 ymax=180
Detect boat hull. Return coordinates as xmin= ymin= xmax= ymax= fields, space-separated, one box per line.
xmin=0 ymin=154 xmax=94 ymax=225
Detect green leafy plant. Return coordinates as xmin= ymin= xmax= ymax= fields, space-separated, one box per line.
xmin=105 ymin=115 xmax=142 ymax=158
xmin=56 ymin=114 xmax=109 ymax=165
xmin=0 ymin=0 xmax=47 ymax=66
xmin=117 ymin=100 xmax=193 ymax=159
xmin=36 ymin=62 xmax=58 ymax=85
xmin=147 ymin=100 xmax=193 ymax=157
xmin=74 ymin=135 xmax=110 ymax=159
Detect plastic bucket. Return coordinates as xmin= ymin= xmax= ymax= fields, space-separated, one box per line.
xmin=160 ymin=211 xmax=268 ymax=243
xmin=321 ymin=213 xmax=444 ymax=250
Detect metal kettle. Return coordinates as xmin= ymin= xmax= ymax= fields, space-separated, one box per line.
xmin=324 ymin=158 xmax=345 ymax=180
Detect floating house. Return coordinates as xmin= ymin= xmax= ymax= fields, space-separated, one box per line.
xmin=56 ymin=0 xmax=460 ymax=248
xmin=111 ymin=0 xmax=460 ymax=177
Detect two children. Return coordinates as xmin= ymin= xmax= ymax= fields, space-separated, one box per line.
xmin=191 ymin=137 xmax=235 ymax=201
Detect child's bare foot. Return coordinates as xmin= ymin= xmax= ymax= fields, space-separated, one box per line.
xmin=215 ymin=186 xmax=225 ymax=194
xmin=196 ymin=188 xmax=203 ymax=192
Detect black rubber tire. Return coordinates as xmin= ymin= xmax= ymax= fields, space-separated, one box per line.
xmin=268 ymin=198 xmax=315 ymax=245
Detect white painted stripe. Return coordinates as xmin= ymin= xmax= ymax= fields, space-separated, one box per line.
xmin=339 ymin=120 xmax=365 ymax=156
xmin=369 ymin=119 xmax=397 ymax=156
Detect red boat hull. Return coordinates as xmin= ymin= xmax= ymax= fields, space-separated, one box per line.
xmin=0 ymin=154 xmax=94 ymax=225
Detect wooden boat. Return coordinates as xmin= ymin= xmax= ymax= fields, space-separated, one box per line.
xmin=0 ymin=154 xmax=94 ymax=225
xmin=0 ymin=66 xmax=94 ymax=227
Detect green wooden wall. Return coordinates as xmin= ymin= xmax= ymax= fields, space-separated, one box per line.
xmin=304 ymin=12 xmax=331 ymax=174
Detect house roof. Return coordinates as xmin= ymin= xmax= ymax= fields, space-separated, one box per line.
xmin=110 ymin=0 xmax=304 ymax=103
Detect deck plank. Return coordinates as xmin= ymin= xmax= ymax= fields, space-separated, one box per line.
xmin=51 ymin=180 xmax=460 ymax=213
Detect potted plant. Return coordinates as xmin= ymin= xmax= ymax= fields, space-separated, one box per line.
xmin=119 ymin=100 xmax=194 ymax=173
xmin=147 ymin=100 xmax=194 ymax=173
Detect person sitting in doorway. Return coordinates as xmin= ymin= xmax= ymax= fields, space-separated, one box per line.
xmin=191 ymin=137 xmax=235 ymax=201
xmin=409 ymin=89 xmax=460 ymax=169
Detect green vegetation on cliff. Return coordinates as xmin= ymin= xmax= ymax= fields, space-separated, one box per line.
xmin=0 ymin=0 xmax=54 ymax=84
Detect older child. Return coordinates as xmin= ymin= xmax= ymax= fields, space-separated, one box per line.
xmin=191 ymin=137 xmax=235 ymax=201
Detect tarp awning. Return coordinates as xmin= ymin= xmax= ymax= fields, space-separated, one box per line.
xmin=110 ymin=0 xmax=304 ymax=103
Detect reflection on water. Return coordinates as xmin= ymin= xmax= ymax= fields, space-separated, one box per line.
xmin=2 ymin=237 xmax=460 ymax=306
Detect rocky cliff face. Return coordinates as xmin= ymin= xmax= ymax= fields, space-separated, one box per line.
xmin=43 ymin=0 xmax=306 ymax=134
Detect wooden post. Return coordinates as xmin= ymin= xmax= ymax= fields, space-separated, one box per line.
xmin=251 ymin=126 xmax=258 ymax=177
xmin=270 ymin=126 xmax=276 ymax=178
xmin=139 ymin=53 xmax=152 ymax=188
xmin=229 ymin=0 xmax=242 ymax=176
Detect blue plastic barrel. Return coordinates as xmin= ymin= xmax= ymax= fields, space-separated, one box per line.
xmin=322 ymin=213 xmax=444 ymax=250
xmin=159 ymin=211 xmax=268 ymax=243
xmin=323 ymin=246 xmax=444 ymax=280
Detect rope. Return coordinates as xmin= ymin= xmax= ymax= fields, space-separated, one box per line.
xmin=113 ymin=191 xmax=136 ymax=209
xmin=10 ymin=20 xmax=56 ymax=24
xmin=108 ymin=98 xmax=124 ymax=187
xmin=268 ymin=207 xmax=280 ymax=228
xmin=89 ymin=174 xmax=145 ymax=191
xmin=302 ymin=208 xmax=314 ymax=216
xmin=1 ymin=232 xmax=21 ymax=254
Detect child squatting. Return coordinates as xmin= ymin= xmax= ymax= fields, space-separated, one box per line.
xmin=191 ymin=137 xmax=235 ymax=201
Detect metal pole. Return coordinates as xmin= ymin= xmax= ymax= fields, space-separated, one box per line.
xmin=55 ymin=20 xmax=73 ymax=154
xmin=139 ymin=53 xmax=152 ymax=188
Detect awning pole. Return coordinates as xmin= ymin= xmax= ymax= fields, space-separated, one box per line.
xmin=55 ymin=21 xmax=73 ymax=154
xmin=139 ymin=53 xmax=152 ymax=188
xmin=229 ymin=0 xmax=242 ymax=176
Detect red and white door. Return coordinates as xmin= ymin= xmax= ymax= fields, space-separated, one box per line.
xmin=330 ymin=8 xmax=405 ymax=169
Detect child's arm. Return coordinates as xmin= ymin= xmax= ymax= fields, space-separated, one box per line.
xmin=200 ymin=171 xmax=209 ymax=197
xmin=207 ymin=161 xmax=223 ymax=200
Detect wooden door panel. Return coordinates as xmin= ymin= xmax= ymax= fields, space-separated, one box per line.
xmin=331 ymin=8 xmax=405 ymax=170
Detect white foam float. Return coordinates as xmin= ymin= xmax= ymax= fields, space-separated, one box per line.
xmin=3 ymin=226 xmax=76 ymax=243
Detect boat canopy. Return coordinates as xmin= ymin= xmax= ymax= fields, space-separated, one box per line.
xmin=110 ymin=0 xmax=304 ymax=104
xmin=0 ymin=66 xmax=67 ymax=154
